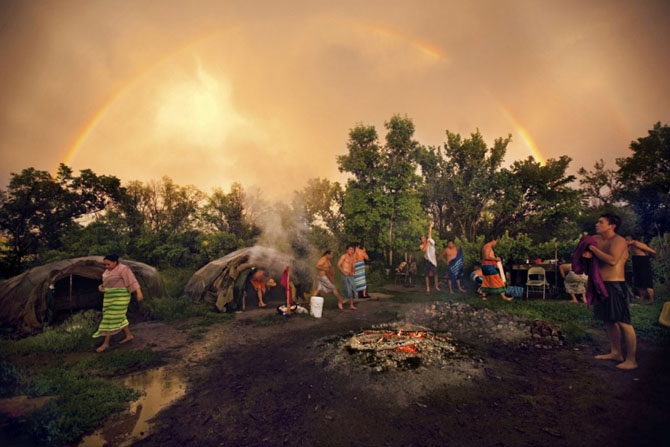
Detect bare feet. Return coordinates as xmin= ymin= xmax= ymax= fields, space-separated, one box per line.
xmin=595 ymin=352 xmax=624 ymax=361
xmin=616 ymin=360 xmax=638 ymax=370
xmin=458 ymin=288 xmax=466 ymax=293
xmin=426 ymin=288 xmax=430 ymax=293
xmin=482 ymin=296 xmax=487 ymax=301
xmin=259 ymin=303 xmax=267 ymax=308
xmin=435 ymin=287 xmax=441 ymax=291
xmin=350 ymin=305 xmax=358 ymax=311
xmin=570 ymin=299 xmax=578 ymax=303
xmin=502 ymin=295 xmax=514 ymax=302
xmin=120 ymin=335 xmax=134 ymax=344
xmin=338 ymin=303 xmax=344 ymax=311
xmin=96 ymin=344 xmax=109 ymax=353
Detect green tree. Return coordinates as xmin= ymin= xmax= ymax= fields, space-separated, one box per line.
xmin=338 ymin=115 xmax=425 ymax=266
xmin=0 ymin=164 xmax=123 ymax=275
xmin=577 ymin=159 xmax=619 ymax=207
xmin=418 ymin=130 xmax=510 ymax=242
xmin=616 ymin=122 xmax=670 ymax=238
xmin=293 ymin=178 xmax=344 ymax=251
xmin=491 ymin=156 xmax=581 ymax=242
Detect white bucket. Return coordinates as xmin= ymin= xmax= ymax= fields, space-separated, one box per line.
xmin=310 ymin=296 xmax=324 ymax=318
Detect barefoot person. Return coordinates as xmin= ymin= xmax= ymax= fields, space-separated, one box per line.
xmin=314 ymin=250 xmax=349 ymax=311
xmin=337 ymin=245 xmax=358 ymax=310
xmin=250 ymin=268 xmax=270 ymax=308
xmin=559 ymin=263 xmax=587 ymax=303
xmin=481 ymin=238 xmax=513 ymax=301
xmin=354 ymin=243 xmax=371 ymax=298
xmin=586 ymin=214 xmax=637 ymax=370
xmin=440 ymin=240 xmax=466 ymax=293
xmin=626 ymin=235 xmax=656 ymax=303
xmin=420 ymin=221 xmax=440 ymax=292
xmin=93 ymin=254 xmax=143 ymax=352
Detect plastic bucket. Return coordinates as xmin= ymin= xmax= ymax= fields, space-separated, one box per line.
xmin=310 ymin=296 xmax=324 ymax=318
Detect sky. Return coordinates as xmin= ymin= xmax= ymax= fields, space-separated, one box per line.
xmin=1 ymin=0 xmax=669 ymax=199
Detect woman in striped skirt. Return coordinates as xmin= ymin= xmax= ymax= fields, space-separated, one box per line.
xmin=94 ymin=254 xmax=143 ymax=352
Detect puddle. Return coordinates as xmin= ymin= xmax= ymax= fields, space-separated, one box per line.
xmin=79 ymin=367 xmax=185 ymax=447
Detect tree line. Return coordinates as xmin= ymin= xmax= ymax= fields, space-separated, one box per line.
xmin=1 ymin=118 xmax=668 ymax=282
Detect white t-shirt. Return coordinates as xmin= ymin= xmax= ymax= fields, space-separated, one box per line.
xmin=424 ymin=238 xmax=437 ymax=266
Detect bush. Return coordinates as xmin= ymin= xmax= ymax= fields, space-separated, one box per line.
xmin=161 ymin=267 xmax=198 ymax=297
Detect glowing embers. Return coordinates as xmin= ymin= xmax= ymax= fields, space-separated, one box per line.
xmin=346 ymin=329 xmax=461 ymax=371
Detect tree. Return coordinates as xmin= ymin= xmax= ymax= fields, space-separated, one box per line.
xmin=292 ymin=178 xmax=344 ymax=251
xmin=491 ymin=156 xmax=581 ymax=242
xmin=418 ymin=130 xmax=510 ymax=242
xmin=577 ymin=159 xmax=619 ymax=207
xmin=616 ymin=122 xmax=670 ymax=238
xmin=202 ymin=182 xmax=255 ymax=240
xmin=338 ymin=115 xmax=425 ymax=266
xmin=0 ymin=164 xmax=123 ymax=275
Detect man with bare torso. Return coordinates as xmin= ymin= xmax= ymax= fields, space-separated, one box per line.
xmin=584 ymin=214 xmax=637 ymax=370
xmin=480 ymin=238 xmax=513 ymax=301
xmin=625 ymin=235 xmax=656 ymax=303
xmin=314 ymin=250 xmax=349 ymax=311
xmin=440 ymin=240 xmax=466 ymax=293
xmin=337 ymin=245 xmax=358 ymax=310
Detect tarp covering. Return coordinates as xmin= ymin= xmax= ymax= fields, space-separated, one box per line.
xmin=182 ymin=246 xmax=311 ymax=311
xmin=0 ymin=256 xmax=166 ymax=334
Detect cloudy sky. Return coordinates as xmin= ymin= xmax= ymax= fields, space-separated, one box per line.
xmin=1 ymin=0 xmax=668 ymax=198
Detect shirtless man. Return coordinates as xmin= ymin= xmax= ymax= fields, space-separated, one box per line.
xmin=337 ymin=245 xmax=358 ymax=309
xmin=626 ymin=235 xmax=656 ymax=303
xmin=481 ymin=238 xmax=513 ymax=301
xmin=420 ymin=221 xmax=440 ymax=293
xmin=440 ymin=240 xmax=466 ymax=293
xmin=314 ymin=250 xmax=347 ymax=311
xmin=585 ymin=214 xmax=637 ymax=370
xmin=354 ymin=243 xmax=371 ymax=298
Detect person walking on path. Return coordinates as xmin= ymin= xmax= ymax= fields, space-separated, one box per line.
xmin=337 ymin=245 xmax=358 ymax=309
xmin=420 ymin=221 xmax=440 ymax=293
xmin=314 ymin=250 xmax=350 ymax=311
xmin=354 ymin=243 xmax=371 ymax=298
xmin=626 ymin=235 xmax=657 ymax=303
xmin=93 ymin=254 xmax=143 ymax=352
xmin=584 ymin=214 xmax=637 ymax=370
xmin=480 ymin=238 xmax=513 ymax=301
xmin=440 ymin=240 xmax=466 ymax=293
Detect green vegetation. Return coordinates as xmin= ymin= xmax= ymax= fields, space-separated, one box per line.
xmin=0 ymin=311 xmax=100 ymax=355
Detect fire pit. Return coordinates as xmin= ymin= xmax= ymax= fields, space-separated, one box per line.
xmin=341 ymin=325 xmax=473 ymax=372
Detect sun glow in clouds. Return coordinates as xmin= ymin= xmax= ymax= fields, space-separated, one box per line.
xmin=153 ymin=61 xmax=248 ymax=148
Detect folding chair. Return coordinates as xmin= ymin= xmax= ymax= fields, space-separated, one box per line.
xmin=526 ymin=266 xmax=548 ymax=300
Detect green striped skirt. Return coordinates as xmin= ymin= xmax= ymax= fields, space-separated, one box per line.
xmin=93 ymin=288 xmax=131 ymax=338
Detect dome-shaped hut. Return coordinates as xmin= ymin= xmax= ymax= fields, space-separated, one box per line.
xmin=0 ymin=256 xmax=166 ymax=334
xmin=182 ymin=246 xmax=312 ymax=312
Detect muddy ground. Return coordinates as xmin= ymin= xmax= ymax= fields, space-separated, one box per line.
xmin=119 ymin=295 xmax=670 ymax=447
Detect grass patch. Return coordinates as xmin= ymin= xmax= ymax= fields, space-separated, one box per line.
xmin=29 ymin=374 xmax=139 ymax=445
xmin=161 ymin=267 xmax=197 ymax=298
xmin=254 ymin=313 xmax=291 ymax=326
xmin=75 ymin=349 xmax=165 ymax=377
xmin=0 ymin=311 xmax=100 ymax=355
xmin=2 ymin=349 xmax=165 ymax=445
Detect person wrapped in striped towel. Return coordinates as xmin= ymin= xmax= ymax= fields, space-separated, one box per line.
xmin=93 ymin=254 xmax=144 ymax=352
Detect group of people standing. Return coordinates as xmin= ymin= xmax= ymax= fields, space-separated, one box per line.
xmin=419 ymin=221 xmax=467 ymax=294
xmin=313 ymin=243 xmax=370 ymax=311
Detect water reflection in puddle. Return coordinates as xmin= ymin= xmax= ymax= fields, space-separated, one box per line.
xmin=79 ymin=367 xmax=185 ymax=447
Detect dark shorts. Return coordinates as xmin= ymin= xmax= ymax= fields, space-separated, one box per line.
xmin=632 ymin=256 xmax=653 ymax=289
xmin=593 ymin=281 xmax=633 ymax=324
xmin=424 ymin=261 xmax=437 ymax=277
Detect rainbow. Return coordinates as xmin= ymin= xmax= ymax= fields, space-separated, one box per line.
xmin=498 ymin=105 xmax=546 ymax=165
xmin=58 ymin=28 xmax=231 ymax=169
xmin=58 ymin=23 xmax=448 ymax=169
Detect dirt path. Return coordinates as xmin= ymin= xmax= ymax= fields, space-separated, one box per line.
xmin=130 ymin=299 xmax=669 ymax=447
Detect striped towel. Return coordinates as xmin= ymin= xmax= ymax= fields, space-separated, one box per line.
xmin=354 ymin=261 xmax=367 ymax=292
xmin=92 ymin=288 xmax=131 ymax=338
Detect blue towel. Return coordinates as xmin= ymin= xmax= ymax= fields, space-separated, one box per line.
xmin=448 ymin=248 xmax=464 ymax=282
